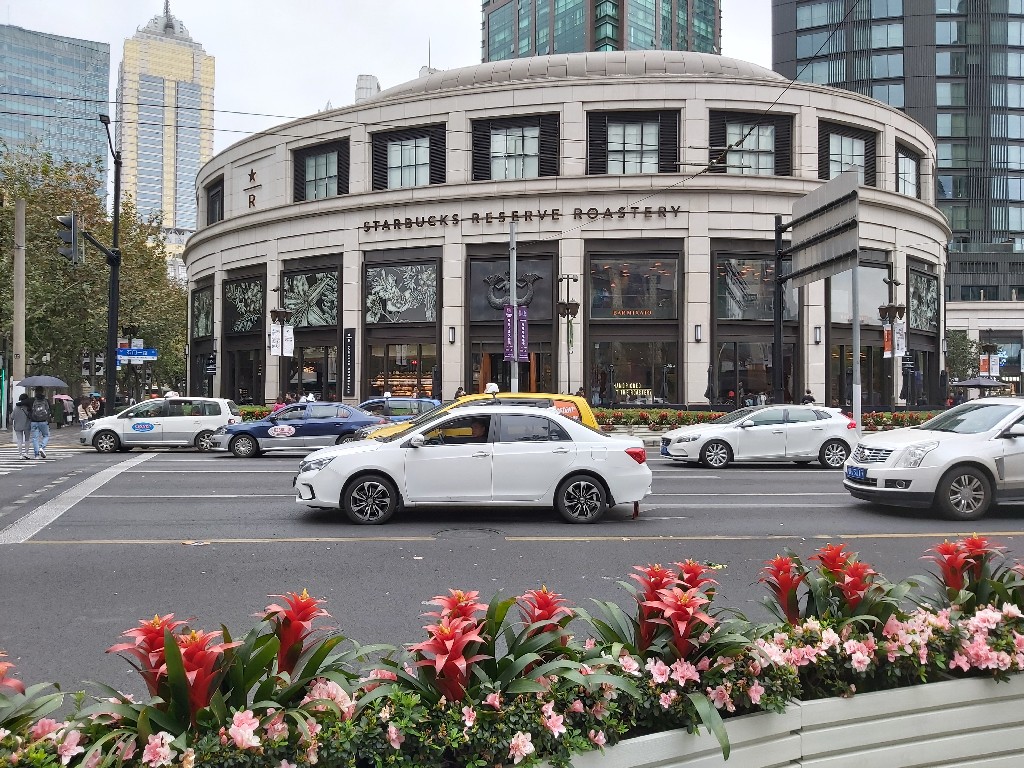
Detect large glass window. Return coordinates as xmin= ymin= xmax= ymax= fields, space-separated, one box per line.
xmin=936 ymin=0 xmax=966 ymax=12
xmin=283 ymin=270 xmax=338 ymax=327
xmin=716 ymin=257 xmax=797 ymax=321
xmin=908 ymin=271 xmax=939 ymax=332
xmin=795 ymin=59 xmax=845 ymax=84
xmin=304 ymin=152 xmax=337 ymax=200
xmin=365 ymin=263 xmax=437 ymax=324
xmin=936 ymin=20 xmax=964 ymax=44
xmin=796 ymin=29 xmax=844 ymax=58
xmin=960 ymin=285 xmax=999 ymax=300
xmin=285 ymin=346 xmax=339 ymax=400
xmin=589 ymin=340 xmax=678 ymax=406
xmin=937 ymin=82 xmax=967 ymax=106
xmin=366 ymin=343 xmax=437 ymax=398
xmin=937 ymin=174 xmax=969 ymax=199
xmin=491 ymin=126 xmax=539 ymax=180
xmin=797 ymin=1 xmax=841 ymax=28
xmin=713 ymin=342 xmax=794 ymax=406
xmin=872 ymin=0 xmax=902 ymax=15
xmin=607 ymin=120 xmax=659 ymax=174
xmin=829 ymin=134 xmax=866 ymax=182
xmin=726 ymin=123 xmax=774 ymax=175
xmin=487 ymin=2 xmax=515 ymax=60
xmin=386 ymin=136 xmax=429 ymax=189
xmin=553 ymin=0 xmax=585 ymax=52
xmin=872 ymin=23 xmax=903 ymax=47
xmin=205 ymin=178 xmax=223 ymax=225
xmin=936 ymin=51 xmax=967 ymax=76
xmin=829 ymin=345 xmax=890 ymax=409
xmin=829 ymin=264 xmax=890 ymax=326
xmin=871 ymin=53 xmax=903 ymax=78
xmin=897 ymin=149 xmax=919 ymax=198
xmin=872 ymin=84 xmax=904 ymax=108
xmin=590 ymin=257 xmax=678 ymax=319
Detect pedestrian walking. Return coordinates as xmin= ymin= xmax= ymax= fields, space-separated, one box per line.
xmin=28 ymin=387 xmax=51 ymax=459
xmin=12 ymin=393 xmax=31 ymax=459
xmin=453 ymin=386 xmax=466 ymax=400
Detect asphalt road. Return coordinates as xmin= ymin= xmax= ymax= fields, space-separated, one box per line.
xmin=2 ymin=442 xmax=1024 ymax=700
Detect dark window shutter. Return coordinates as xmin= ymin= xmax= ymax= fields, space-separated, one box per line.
xmin=587 ymin=113 xmax=608 ymax=175
xmin=657 ymin=110 xmax=679 ymax=174
xmin=818 ymin=125 xmax=831 ymax=181
xmin=428 ymin=124 xmax=447 ymax=185
xmin=338 ymin=139 xmax=350 ymax=194
xmin=538 ymin=113 xmax=559 ymax=177
xmin=863 ymin=132 xmax=877 ymax=187
xmin=472 ymin=120 xmax=491 ymax=181
xmin=293 ymin=152 xmax=306 ymax=202
xmin=371 ymin=132 xmax=388 ymax=190
xmin=708 ymin=112 xmax=727 ymax=174
xmin=774 ymin=116 xmax=792 ymax=177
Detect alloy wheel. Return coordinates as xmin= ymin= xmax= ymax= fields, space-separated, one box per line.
xmin=561 ymin=480 xmax=603 ymax=521
xmin=349 ymin=480 xmax=393 ymax=523
xmin=703 ymin=442 xmax=730 ymax=468
xmin=821 ymin=441 xmax=849 ymax=468
xmin=94 ymin=432 xmax=118 ymax=453
xmin=947 ymin=473 xmax=987 ymax=516
xmin=231 ymin=435 xmax=257 ymax=458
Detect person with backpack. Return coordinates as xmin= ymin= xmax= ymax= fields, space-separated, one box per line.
xmin=12 ymin=393 xmax=31 ymax=459
xmin=29 ymin=387 xmax=51 ymax=459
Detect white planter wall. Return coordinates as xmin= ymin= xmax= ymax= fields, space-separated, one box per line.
xmin=544 ymin=676 xmax=1024 ymax=768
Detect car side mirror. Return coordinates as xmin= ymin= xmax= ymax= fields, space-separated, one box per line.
xmin=740 ymin=419 xmax=755 ymax=428
xmin=1003 ymin=423 xmax=1024 ymax=438
xmin=408 ymin=433 xmax=425 ymax=448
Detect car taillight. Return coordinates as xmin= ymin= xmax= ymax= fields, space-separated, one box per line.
xmin=377 ymin=417 xmax=388 ymax=424
xmin=228 ymin=418 xmax=238 ymax=424
xmin=846 ymin=419 xmax=858 ymax=430
xmin=625 ymin=446 xmax=647 ymax=464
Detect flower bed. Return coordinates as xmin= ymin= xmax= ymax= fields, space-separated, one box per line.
xmin=239 ymin=405 xmax=272 ymax=422
xmin=593 ymin=410 xmax=724 ymax=429
xmin=860 ymin=410 xmax=939 ymax=431
xmin=2 ymin=536 xmax=1024 ymax=767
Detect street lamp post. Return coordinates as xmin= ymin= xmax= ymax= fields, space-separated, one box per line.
xmin=556 ymin=274 xmax=580 ymax=394
xmin=270 ymin=307 xmax=293 ymax=399
xmin=99 ymin=114 xmax=121 ymax=412
xmin=878 ymin=301 xmax=906 ymax=409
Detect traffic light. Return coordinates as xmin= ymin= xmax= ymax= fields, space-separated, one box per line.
xmin=94 ymin=352 xmax=105 ymax=378
xmin=81 ymin=350 xmax=92 ymax=378
xmin=56 ymin=213 xmax=83 ymax=264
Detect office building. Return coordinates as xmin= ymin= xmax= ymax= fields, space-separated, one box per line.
xmin=116 ymin=1 xmax=214 ymax=261
xmin=481 ymin=0 xmax=720 ymax=61
xmin=772 ymin=0 xmax=1024 ymax=390
xmin=0 ymin=25 xmax=109 ymax=178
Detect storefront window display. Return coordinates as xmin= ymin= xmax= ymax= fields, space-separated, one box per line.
xmin=900 ymin=349 xmax=937 ymax=406
xmin=225 ymin=348 xmax=263 ymax=405
xmin=589 ymin=341 xmax=677 ymax=406
xmin=590 ymin=258 xmax=677 ymax=319
xmin=471 ymin=343 xmax=553 ymax=394
xmin=716 ymin=257 xmax=796 ymax=321
xmin=713 ymin=342 xmax=792 ymax=406
xmin=366 ymin=343 xmax=437 ymax=397
xmin=191 ymin=287 xmax=213 ymax=339
xmin=908 ymin=271 xmax=939 ymax=333
xmin=829 ymin=264 xmax=890 ymax=326
xmin=223 ymin=279 xmax=265 ymax=334
xmin=829 ymin=345 xmax=890 ymax=409
xmin=365 ymin=264 xmax=437 ymax=324
xmin=285 ymin=346 xmax=338 ymax=399
xmin=283 ymin=270 xmax=338 ymax=327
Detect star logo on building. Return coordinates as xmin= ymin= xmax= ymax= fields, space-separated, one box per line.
xmin=248 ymin=169 xmax=256 ymax=183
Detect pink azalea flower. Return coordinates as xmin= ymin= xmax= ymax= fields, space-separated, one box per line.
xmin=950 ymin=651 xmax=971 ymax=672
xmin=659 ymin=690 xmax=678 ymax=709
xmin=141 ymin=732 xmax=175 ymax=768
xmin=584 ymin=638 xmax=596 ymax=649
xmin=119 ymin=739 xmax=137 ymax=761
xmin=83 ymin=751 xmax=102 ymax=768
xmin=645 ymin=657 xmax=670 ymax=683
xmin=707 ymin=685 xmax=732 ymax=710
xmin=589 ymin=729 xmax=607 ymax=746
xmin=619 ymin=654 xmax=641 ymax=676
xmin=57 ymin=730 xmax=85 ymax=766
xmin=228 ymin=709 xmax=261 ymax=750
xmin=485 ymin=692 xmax=502 ymax=709
xmin=0 ymin=728 xmax=9 ymax=741
xmin=1014 ymin=632 xmax=1024 ymax=653
xmin=850 ymin=651 xmax=871 ymax=673
xmin=30 ymin=719 xmax=63 ymax=741
xmin=669 ymin=659 xmax=699 ymax=685
xmin=545 ymin=713 xmax=566 ymax=738
xmin=590 ymin=700 xmax=609 ymax=720
xmin=1002 ymin=604 xmax=1023 ymax=619
xmin=300 ymin=718 xmax=322 ymax=746
xmin=541 ymin=700 xmax=556 ymax=717
xmin=387 ymin=723 xmax=404 ymax=749
xmin=747 ymin=680 xmax=765 ymax=705
xmin=462 ymin=706 xmax=476 ymax=727
xmin=279 ymin=762 xmax=297 ymax=768
xmin=567 ymin=699 xmax=584 ymax=713
xmin=509 ymin=731 xmax=535 ymax=764
xmin=265 ymin=710 xmax=289 ymax=741
xmin=696 ymin=657 xmax=711 ymax=671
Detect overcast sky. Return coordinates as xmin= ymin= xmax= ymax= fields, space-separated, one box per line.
xmin=2 ymin=0 xmax=772 ymax=154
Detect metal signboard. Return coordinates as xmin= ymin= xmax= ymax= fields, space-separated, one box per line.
xmin=342 ymin=328 xmax=356 ymax=398
xmin=116 ymin=348 xmax=158 ymax=361
xmin=788 ymin=170 xmax=860 ymax=289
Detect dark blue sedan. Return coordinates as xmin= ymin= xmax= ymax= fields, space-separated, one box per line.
xmin=357 ymin=396 xmax=441 ymax=423
xmin=209 ymin=402 xmax=387 ymax=458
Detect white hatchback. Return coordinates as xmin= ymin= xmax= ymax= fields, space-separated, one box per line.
xmin=80 ymin=397 xmax=242 ymax=452
xmin=660 ymin=405 xmax=858 ymax=468
xmin=843 ymin=397 xmax=1024 ymax=520
xmin=293 ymin=404 xmax=652 ymax=524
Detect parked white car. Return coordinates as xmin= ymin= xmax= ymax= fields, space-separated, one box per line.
xmin=660 ymin=405 xmax=857 ymax=468
xmin=843 ymin=397 xmax=1024 ymax=520
xmin=294 ymin=404 xmax=652 ymax=524
xmin=80 ymin=397 xmax=242 ymax=452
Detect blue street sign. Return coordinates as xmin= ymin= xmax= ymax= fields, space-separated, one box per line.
xmin=116 ymin=348 xmax=158 ymax=361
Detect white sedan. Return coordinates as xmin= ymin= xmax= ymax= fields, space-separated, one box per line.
xmin=293 ymin=404 xmax=652 ymax=524
xmin=660 ymin=405 xmax=857 ymax=468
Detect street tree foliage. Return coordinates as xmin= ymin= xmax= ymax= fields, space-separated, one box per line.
xmin=0 ymin=144 xmax=186 ymax=397
xmin=944 ymin=329 xmax=979 ymax=381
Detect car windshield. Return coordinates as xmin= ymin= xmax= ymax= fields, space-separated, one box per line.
xmin=396 ymin=402 xmax=450 ymax=430
xmin=918 ymin=402 xmax=1021 ymax=434
xmin=711 ymin=406 xmax=763 ymax=425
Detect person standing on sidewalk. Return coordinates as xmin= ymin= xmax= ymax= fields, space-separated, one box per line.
xmin=28 ymin=387 xmax=51 ymax=459
xmin=12 ymin=393 xmax=31 ymax=459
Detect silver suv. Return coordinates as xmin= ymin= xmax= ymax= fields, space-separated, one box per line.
xmin=80 ymin=397 xmax=242 ymax=453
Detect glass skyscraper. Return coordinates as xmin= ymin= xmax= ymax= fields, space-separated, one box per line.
xmin=0 ymin=25 xmax=110 ymax=179
xmin=481 ymin=0 xmax=720 ymax=62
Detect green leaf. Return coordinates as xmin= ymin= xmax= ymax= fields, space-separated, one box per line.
xmin=686 ymin=692 xmax=730 ymax=760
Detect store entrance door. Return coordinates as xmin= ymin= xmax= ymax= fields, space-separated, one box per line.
xmin=471 ymin=343 xmax=552 ymax=393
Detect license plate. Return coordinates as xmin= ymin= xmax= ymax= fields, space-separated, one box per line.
xmin=845 ymin=466 xmax=867 ymax=481
xmin=660 ymin=444 xmax=669 ymax=456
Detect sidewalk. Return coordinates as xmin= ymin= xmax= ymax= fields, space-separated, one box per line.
xmin=1 ymin=424 xmax=91 ymax=450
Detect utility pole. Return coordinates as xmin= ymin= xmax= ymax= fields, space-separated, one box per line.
xmin=99 ymin=114 xmax=122 ymax=412
xmin=13 ymin=199 xmax=26 ymax=381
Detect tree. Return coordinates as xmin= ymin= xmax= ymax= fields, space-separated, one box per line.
xmin=0 ymin=143 xmax=186 ymax=399
xmin=944 ymin=329 xmax=978 ymax=381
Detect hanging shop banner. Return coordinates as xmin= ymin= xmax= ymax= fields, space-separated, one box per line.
xmin=980 ymin=354 xmax=990 ymax=376
xmin=883 ymin=324 xmax=893 ymax=359
xmin=343 ymin=328 xmax=356 ymax=398
xmin=990 ymin=354 xmax=1001 ymax=378
xmin=283 ymin=325 xmax=295 ymax=357
xmin=269 ymin=325 xmax=282 ymax=356
xmin=503 ymin=305 xmax=529 ymax=362
xmin=892 ymin=319 xmax=907 ymax=358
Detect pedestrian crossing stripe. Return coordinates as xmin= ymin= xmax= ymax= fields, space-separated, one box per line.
xmin=0 ymin=448 xmax=76 ymax=474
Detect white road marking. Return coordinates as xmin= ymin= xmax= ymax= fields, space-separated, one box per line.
xmin=121 ymin=469 xmax=296 ymax=473
xmin=645 ymin=492 xmax=847 ymax=497
xmin=90 ymin=494 xmax=295 ymax=498
xmin=0 ymin=453 xmax=156 ymax=544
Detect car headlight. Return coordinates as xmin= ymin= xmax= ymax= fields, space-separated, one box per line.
xmin=214 ymin=426 xmax=227 ymax=435
xmin=80 ymin=421 xmax=93 ymax=430
xmin=299 ymin=455 xmax=335 ymax=474
xmin=895 ymin=441 xmax=939 ymax=468
xmin=673 ymin=433 xmax=702 ymax=443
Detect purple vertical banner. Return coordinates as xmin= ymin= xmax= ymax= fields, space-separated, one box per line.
xmin=503 ymin=305 xmax=514 ymax=361
xmin=517 ymin=305 xmax=529 ymax=361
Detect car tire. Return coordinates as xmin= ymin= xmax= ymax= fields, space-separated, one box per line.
xmin=194 ymin=430 xmax=215 ymax=452
xmin=935 ymin=466 xmax=992 ymax=521
xmin=336 ymin=434 xmax=356 ymax=445
xmin=93 ymin=430 xmax=120 ymax=453
xmin=343 ymin=474 xmax=398 ymax=524
xmin=700 ymin=440 xmax=732 ymax=469
xmin=555 ymin=474 xmax=607 ymax=523
xmin=230 ymin=434 xmax=260 ymax=458
xmin=818 ymin=439 xmax=850 ymax=468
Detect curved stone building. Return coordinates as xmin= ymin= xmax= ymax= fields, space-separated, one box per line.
xmin=184 ymin=50 xmax=949 ymax=409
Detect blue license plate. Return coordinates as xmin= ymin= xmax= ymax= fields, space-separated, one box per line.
xmin=845 ymin=466 xmax=867 ymax=480
xmin=660 ymin=444 xmax=669 ymax=456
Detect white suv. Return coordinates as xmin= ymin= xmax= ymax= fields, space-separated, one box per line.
xmin=80 ymin=397 xmax=242 ymax=453
xmin=843 ymin=397 xmax=1024 ymax=520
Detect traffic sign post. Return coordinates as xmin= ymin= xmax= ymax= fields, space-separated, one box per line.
xmin=116 ymin=348 xmax=158 ymax=362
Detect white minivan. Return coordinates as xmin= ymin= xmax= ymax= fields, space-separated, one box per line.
xmin=79 ymin=397 xmax=242 ymax=453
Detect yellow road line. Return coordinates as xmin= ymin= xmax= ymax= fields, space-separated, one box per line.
xmin=25 ymin=536 xmax=438 ymax=545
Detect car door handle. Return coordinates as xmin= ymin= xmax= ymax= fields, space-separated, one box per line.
xmin=472 ymin=451 xmax=489 ymax=458
xmin=812 ymin=427 xmax=825 ymax=431
xmin=772 ymin=430 xmax=784 ymax=434
xmin=552 ymin=447 xmax=570 ymax=454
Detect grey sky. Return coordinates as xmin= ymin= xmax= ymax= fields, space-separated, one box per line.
xmin=1 ymin=0 xmax=772 ymax=155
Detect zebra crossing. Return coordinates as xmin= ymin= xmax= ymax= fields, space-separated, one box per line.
xmin=0 ymin=446 xmax=77 ymax=475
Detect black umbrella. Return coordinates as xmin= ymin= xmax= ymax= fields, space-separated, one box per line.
xmin=948 ymin=377 xmax=1009 ymax=389
xmin=17 ymin=375 xmax=69 ymax=388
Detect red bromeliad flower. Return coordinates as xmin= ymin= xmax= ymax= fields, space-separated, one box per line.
xmin=176 ymin=629 xmax=241 ymax=722
xmin=838 ymin=561 xmax=877 ymax=611
xmin=960 ymin=535 xmax=1004 ymax=581
xmin=423 ymin=589 xmax=488 ymax=622
xmin=409 ymin=615 xmax=489 ymax=702
xmin=0 ymin=652 xmax=25 ymax=695
xmin=810 ymin=543 xmax=853 ymax=578
xmin=518 ymin=587 xmax=573 ymax=631
xmin=675 ymin=560 xmax=717 ymax=592
xmin=644 ymin=586 xmax=716 ymax=659
xmin=760 ymin=556 xmax=807 ymax=625
xmin=630 ymin=564 xmax=681 ymax=651
xmin=924 ymin=540 xmax=969 ymax=592
xmin=263 ymin=589 xmax=330 ymax=676
xmin=107 ymin=614 xmax=189 ymax=696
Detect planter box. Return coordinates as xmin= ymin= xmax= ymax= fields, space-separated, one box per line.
xmin=542 ymin=676 xmax=1024 ymax=768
